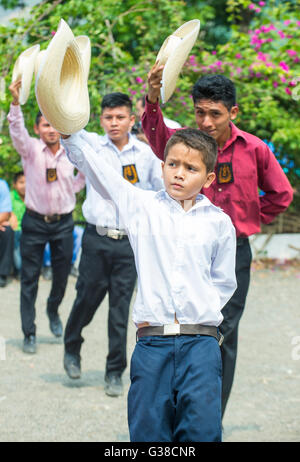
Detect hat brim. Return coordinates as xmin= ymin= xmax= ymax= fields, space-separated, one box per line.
xmin=12 ymin=44 xmax=40 ymax=105
xmin=35 ymin=19 xmax=90 ymax=135
xmin=156 ymin=20 xmax=200 ymax=104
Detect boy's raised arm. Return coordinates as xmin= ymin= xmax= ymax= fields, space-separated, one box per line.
xmin=62 ymin=133 xmax=140 ymax=229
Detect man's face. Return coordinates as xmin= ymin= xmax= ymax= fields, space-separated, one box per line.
xmin=162 ymin=142 xmax=215 ymax=209
xmin=34 ymin=116 xmax=60 ymax=146
xmin=100 ymin=106 xmax=135 ymax=145
xmin=194 ymin=99 xmax=238 ymax=147
xmin=14 ymin=175 xmax=26 ymax=197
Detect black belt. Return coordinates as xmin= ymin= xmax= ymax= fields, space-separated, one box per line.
xmin=137 ymin=324 xmax=223 ymax=345
xmin=26 ymin=208 xmax=72 ymax=223
xmin=86 ymin=223 xmax=128 ymax=240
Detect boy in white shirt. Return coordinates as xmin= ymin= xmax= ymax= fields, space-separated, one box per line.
xmin=62 ymin=127 xmax=237 ymax=442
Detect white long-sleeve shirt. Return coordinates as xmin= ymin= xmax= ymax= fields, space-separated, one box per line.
xmin=75 ymin=130 xmax=163 ymax=228
xmin=63 ymin=133 xmax=237 ymax=327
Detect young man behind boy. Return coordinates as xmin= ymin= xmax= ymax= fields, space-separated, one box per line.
xmin=61 ymin=127 xmax=237 ymax=442
xmin=142 ymin=69 xmax=294 ymax=417
xmin=63 ymin=92 xmax=163 ymax=397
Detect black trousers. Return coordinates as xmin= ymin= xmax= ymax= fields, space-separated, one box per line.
xmin=20 ymin=211 xmax=73 ymax=337
xmin=219 ymin=238 xmax=252 ymax=418
xmin=64 ymin=225 xmax=137 ymax=377
xmin=0 ymin=225 xmax=14 ymax=277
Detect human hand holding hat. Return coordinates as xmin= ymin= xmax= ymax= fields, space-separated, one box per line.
xmin=147 ymin=62 xmax=164 ymax=104
xmin=8 ymin=80 xmax=21 ymax=105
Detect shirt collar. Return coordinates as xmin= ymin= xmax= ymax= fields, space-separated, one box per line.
xmin=98 ymin=132 xmax=141 ymax=153
xmin=155 ymin=189 xmax=213 ymax=213
xmin=221 ymin=122 xmax=247 ymax=151
xmin=40 ymin=139 xmax=65 ymax=156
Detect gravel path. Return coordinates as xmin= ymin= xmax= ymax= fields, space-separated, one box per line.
xmin=0 ymin=263 xmax=299 ymax=442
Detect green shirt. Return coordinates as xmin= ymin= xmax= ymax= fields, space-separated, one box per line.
xmin=10 ymin=189 xmax=26 ymax=231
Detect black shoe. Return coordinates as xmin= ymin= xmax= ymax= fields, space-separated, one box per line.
xmin=42 ymin=266 xmax=52 ymax=281
xmin=64 ymin=353 xmax=81 ymax=379
xmin=46 ymin=308 xmax=63 ymax=337
xmin=23 ymin=335 xmax=36 ymax=354
xmin=0 ymin=275 xmax=7 ymax=288
xmin=104 ymin=374 xmax=123 ymax=397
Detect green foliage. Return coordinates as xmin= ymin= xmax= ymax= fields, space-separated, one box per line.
xmin=0 ymin=0 xmax=299 ymax=216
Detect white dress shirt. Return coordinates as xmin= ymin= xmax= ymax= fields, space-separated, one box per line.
xmin=63 ymin=133 xmax=237 ymax=327
xmin=75 ymin=130 xmax=163 ymax=229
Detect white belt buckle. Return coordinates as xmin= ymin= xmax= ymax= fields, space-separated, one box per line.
xmin=107 ymin=229 xmax=120 ymax=239
xmin=163 ymin=324 xmax=180 ymax=335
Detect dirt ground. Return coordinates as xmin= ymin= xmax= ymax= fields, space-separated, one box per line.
xmin=0 ymin=260 xmax=300 ymax=442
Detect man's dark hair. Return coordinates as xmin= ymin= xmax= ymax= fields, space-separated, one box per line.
xmin=13 ymin=170 xmax=24 ymax=183
xmin=35 ymin=111 xmax=43 ymax=126
xmin=192 ymin=74 xmax=237 ymax=111
xmin=164 ymin=128 xmax=218 ymax=173
xmin=101 ymin=92 xmax=132 ymax=112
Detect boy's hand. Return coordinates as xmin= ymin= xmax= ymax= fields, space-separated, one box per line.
xmin=147 ymin=62 xmax=164 ymax=104
xmin=8 ymin=80 xmax=21 ymax=105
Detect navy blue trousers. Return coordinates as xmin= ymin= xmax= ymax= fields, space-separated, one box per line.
xmin=128 ymin=335 xmax=222 ymax=442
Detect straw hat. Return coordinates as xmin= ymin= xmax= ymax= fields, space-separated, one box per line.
xmin=12 ymin=44 xmax=40 ymax=105
xmin=35 ymin=19 xmax=90 ymax=135
xmin=156 ymin=19 xmax=200 ymax=104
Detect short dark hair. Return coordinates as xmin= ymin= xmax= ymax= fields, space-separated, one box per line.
xmin=164 ymin=128 xmax=217 ymax=173
xmin=13 ymin=170 xmax=24 ymax=183
xmin=35 ymin=111 xmax=43 ymax=126
xmin=101 ymin=92 xmax=132 ymax=112
xmin=192 ymin=74 xmax=236 ymax=111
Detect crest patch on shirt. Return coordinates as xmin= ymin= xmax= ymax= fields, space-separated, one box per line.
xmin=217 ymin=162 xmax=234 ymax=184
xmin=46 ymin=168 xmax=58 ymax=183
xmin=122 ymin=164 xmax=139 ymax=184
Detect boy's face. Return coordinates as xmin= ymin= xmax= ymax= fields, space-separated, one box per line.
xmin=100 ymin=106 xmax=135 ymax=145
xmin=14 ymin=175 xmax=26 ymax=197
xmin=194 ymin=99 xmax=238 ymax=147
xmin=162 ymin=143 xmax=215 ymax=209
xmin=34 ymin=116 xmax=60 ymax=146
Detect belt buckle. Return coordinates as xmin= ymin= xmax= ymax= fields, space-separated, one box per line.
xmin=44 ymin=215 xmax=52 ymax=223
xmin=107 ymin=229 xmax=120 ymax=239
xmin=163 ymin=324 xmax=180 ymax=336
xmin=218 ymin=332 xmax=224 ymax=346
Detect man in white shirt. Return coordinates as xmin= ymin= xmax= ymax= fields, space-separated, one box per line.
xmin=63 ymin=93 xmax=163 ymax=396
xmin=62 ymin=127 xmax=236 ymax=441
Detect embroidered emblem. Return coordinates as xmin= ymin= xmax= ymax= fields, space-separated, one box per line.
xmin=217 ymin=162 xmax=234 ymax=184
xmin=46 ymin=168 xmax=58 ymax=183
xmin=122 ymin=164 xmax=139 ymax=184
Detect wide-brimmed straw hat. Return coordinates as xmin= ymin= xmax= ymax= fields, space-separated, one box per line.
xmin=156 ymin=19 xmax=200 ymax=104
xmin=35 ymin=19 xmax=90 ymax=134
xmin=12 ymin=44 xmax=40 ymax=105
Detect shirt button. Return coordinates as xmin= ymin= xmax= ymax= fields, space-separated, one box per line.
xmin=151 ymin=127 xmax=155 ymax=131
xmin=218 ymin=188 xmax=222 ymax=192
xmin=153 ymin=109 xmax=156 ymax=112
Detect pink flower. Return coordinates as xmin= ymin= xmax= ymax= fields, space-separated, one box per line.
xmin=248 ymin=3 xmax=256 ymax=9
xmin=135 ymin=77 xmax=143 ymax=84
xmin=51 ymin=31 xmax=56 ymax=36
xmin=284 ymin=20 xmax=291 ymax=25
xmin=255 ymin=7 xmax=261 ymax=12
xmin=273 ymin=81 xmax=279 ymax=88
xmin=211 ymin=50 xmax=217 ymax=55
xmin=287 ymin=49 xmax=297 ymax=57
xmin=285 ymin=88 xmax=292 ymax=95
xmin=277 ymin=30 xmax=285 ymax=39
xmin=279 ymin=61 xmax=289 ymax=72
xmin=280 ymin=76 xmax=287 ymax=83
xmin=235 ymin=53 xmax=242 ymax=59
xmin=258 ymin=1 xmax=265 ymax=5
xmin=131 ymin=67 xmax=136 ymax=72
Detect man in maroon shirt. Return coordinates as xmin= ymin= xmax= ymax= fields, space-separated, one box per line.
xmin=142 ymin=66 xmax=293 ymax=418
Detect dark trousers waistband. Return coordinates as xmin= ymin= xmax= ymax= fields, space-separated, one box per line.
xmin=237 ymin=237 xmax=249 ymax=246
xmin=26 ymin=208 xmax=72 ymax=223
xmin=137 ymin=324 xmax=223 ymax=345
